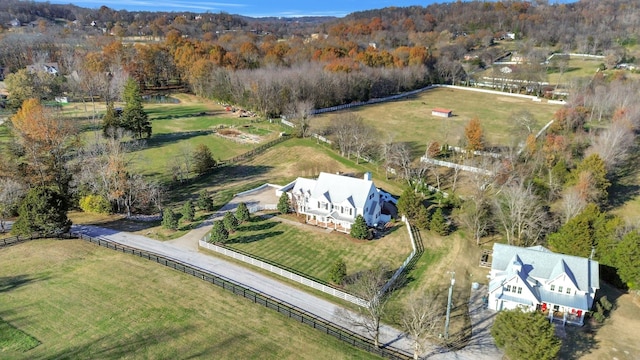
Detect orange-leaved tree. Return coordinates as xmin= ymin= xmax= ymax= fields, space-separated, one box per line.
xmin=464 ymin=116 xmax=485 ymax=151
xmin=10 ymin=98 xmax=78 ymax=193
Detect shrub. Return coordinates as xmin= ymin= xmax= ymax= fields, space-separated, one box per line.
xmin=277 ymin=192 xmax=290 ymax=214
xmin=328 ymin=259 xmax=347 ymax=285
xmin=79 ymin=194 xmax=112 ymax=214
xmin=350 ymin=215 xmax=369 ymax=239
xmin=196 ymin=190 xmax=214 ymax=211
xmin=181 ymin=200 xmax=195 ymax=222
xmin=223 ymin=211 xmax=239 ymax=233
xmin=210 ymin=220 xmax=229 ymax=243
xmin=162 ymin=208 xmax=178 ymax=230
xmin=235 ymin=202 xmax=250 ymax=223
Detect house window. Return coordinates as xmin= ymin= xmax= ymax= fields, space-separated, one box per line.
xmin=517 ymin=287 xmax=522 ymax=294
xmin=550 ymin=285 xmax=555 ymax=291
xmin=506 ymin=285 xmax=511 ymax=292
xmin=566 ymin=288 xmax=571 ymax=294
xmin=558 ymin=286 xmax=563 ymax=293
xmin=349 ymin=208 xmax=353 ymax=216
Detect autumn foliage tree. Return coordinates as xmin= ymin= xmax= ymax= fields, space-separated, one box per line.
xmin=9 ymin=98 xmax=78 ymax=195
xmin=464 ymin=117 xmax=485 ymax=151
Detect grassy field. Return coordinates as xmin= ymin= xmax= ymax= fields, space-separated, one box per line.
xmin=224 ymin=215 xmax=412 ymax=282
xmin=0 ymin=239 xmax=378 ymax=359
xmin=313 ymin=87 xmax=560 ymax=155
xmin=560 ymin=283 xmax=640 ymax=360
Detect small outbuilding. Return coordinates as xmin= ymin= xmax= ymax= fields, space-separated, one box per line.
xmin=431 ymin=108 xmax=452 ymax=118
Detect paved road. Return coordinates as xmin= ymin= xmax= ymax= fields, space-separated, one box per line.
xmin=72 ymin=183 xmax=502 ymax=359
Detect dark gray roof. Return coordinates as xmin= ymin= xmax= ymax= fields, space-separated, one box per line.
xmin=492 ymin=243 xmax=599 ymax=292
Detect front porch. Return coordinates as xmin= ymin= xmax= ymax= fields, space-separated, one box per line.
xmin=305 ymin=214 xmax=350 ymax=233
xmin=539 ymin=303 xmax=584 ymax=326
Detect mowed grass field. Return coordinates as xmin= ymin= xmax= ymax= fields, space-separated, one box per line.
xmin=313 ymin=87 xmax=561 ymax=155
xmin=0 ymin=239 xmax=378 ymax=359
xmin=224 ymin=216 xmax=412 ymax=281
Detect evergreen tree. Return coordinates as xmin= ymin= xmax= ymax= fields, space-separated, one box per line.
xmin=210 ymin=220 xmax=229 ymax=243
xmin=415 ymin=204 xmax=430 ymax=230
xmin=614 ymin=230 xmax=640 ymax=290
xmin=491 ymin=309 xmax=561 ymax=360
xmin=12 ymin=187 xmax=71 ymax=236
xmin=196 ymin=190 xmax=214 ymax=211
xmin=235 ymin=202 xmax=250 ymax=223
xmin=121 ymin=78 xmax=151 ymax=139
xmin=328 ymin=258 xmax=347 ymax=284
xmin=102 ymin=101 xmax=121 ymax=138
xmin=223 ymin=211 xmax=239 ymax=233
xmin=162 ymin=208 xmax=178 ymax=230
xmin=429 ymin=207 xmax=449 ymax=236
xmin=192 ymin=144 xmax=217 ymax=175
xmin=350 ymin=215 xmax=369 ymax=239
xmin=548 ymin=203 xmax=621 ymax=260
xmin=568 ymin=154 xmax=610 ymax=205
xmin=277 ymin=192 xmax=290 ymax=214
xmin=397 ymin=187 xmax=423 ymax=221
xmin=181 ymin=200 xmax=195 ymax=222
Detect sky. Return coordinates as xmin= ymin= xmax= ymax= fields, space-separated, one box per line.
xmin=43 ymin=0 xmax=575 ymax=18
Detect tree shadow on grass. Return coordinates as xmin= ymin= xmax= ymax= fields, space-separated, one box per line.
xmin=237 ymin=220 xmax=278 ymax=232
xmin=41 ymin=324 xmax=228 ymax=360
xmin=227 ymin=230 xmax=283 ymax=244
xmin=0 ymin=275 xmax=40 ymax=293
xmin=141 ymin=130 xmax=216 ymax=150
xmin=168 ymin=165 xmax=272 ymax=201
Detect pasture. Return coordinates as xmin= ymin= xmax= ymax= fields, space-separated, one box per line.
xmin=224 ymin=215 xmax=412 ymax=282
xmin=313 ymin=87 xmax=560 ymax=155
xmin=0 ymin=239 xmax=377 ymax=359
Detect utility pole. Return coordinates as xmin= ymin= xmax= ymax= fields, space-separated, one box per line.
xmin=444 ymin=271 xmax=456 ymax=340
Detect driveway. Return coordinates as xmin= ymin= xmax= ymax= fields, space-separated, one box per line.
xmin=72 ymin=183 xmax=502 ymax=359
xmin=167 ymin=184 xmax=280 ymax=250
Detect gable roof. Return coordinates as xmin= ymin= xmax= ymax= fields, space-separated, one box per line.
xmin=293 ymin=172 xmax=375 ymax=209
xmin=491 ymin=243 xmax=599 ymax=292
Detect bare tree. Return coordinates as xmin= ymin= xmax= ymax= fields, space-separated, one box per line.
xmin=330 ymin=113 xmax=357 ymax=157
xmin=285 ymin=100 xmax=314 ymax=138
xmin=459 ymin=199 xmax=491 ymax=246
xmin=0 ymin=178 xmax=26 ymax=232
xmin=400 ymin=291 xmax=445 ymax=360
xmin=339 ymin=264 xmax=391 ymax=348
xmin=352 ymin=120 xmax=378 ymax=164
xmin=493 ymin=180 xmax=548 ymax=246
xmin=585 ymin=119 xmax=636 ymax=171
xmin=559 ymin=186 xmax=587 ymax=224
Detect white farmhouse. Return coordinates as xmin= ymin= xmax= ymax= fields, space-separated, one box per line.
xmin=488 ymin=243 xmax=599 ymax=325
xmin=277 ymin=172 xmax=388 ymax=233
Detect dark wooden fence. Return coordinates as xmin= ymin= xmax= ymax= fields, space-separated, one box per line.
xmin=0 ymin=232 xmax=75 ymax=248
xmin=71 ymin=233 xmax=412 ymax=360
xmin=218 ymin=135 xmax=290 ymax=166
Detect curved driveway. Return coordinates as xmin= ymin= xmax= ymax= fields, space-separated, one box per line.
xmin=72 ymin=184 xmax=501 ymax=359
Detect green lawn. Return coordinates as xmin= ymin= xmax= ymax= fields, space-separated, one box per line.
xmin=0 ymin=239 xmax=378 ymax=359
xmin=0 ymin=318 xmax=40 ymax=352
xmin=224 ymin=216 xmax=412 ymax=282
xmin=313 ymin=87 xmax=560 ymax=155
